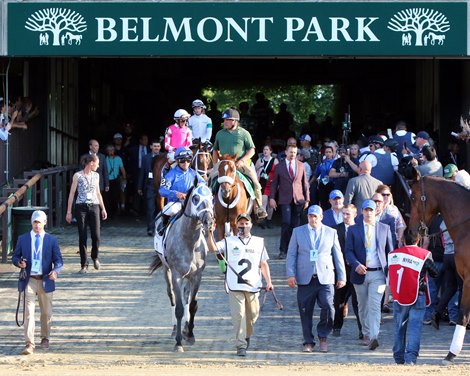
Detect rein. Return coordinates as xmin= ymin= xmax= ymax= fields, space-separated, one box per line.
xmin=261 ymin=289 xmax=284 ymax=311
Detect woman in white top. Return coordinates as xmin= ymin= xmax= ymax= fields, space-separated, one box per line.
xmin=66 ymin=154 xmax=107 ymax=274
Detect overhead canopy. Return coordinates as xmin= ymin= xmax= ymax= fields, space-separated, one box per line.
xmin=5 ymin=2 xmax=468 ymax=57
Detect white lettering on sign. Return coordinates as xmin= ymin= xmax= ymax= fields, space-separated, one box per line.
xmin=284 ymin=17 xmax=380 ymax=42
xmin=95 ymin=17 xmax=275 ymax=43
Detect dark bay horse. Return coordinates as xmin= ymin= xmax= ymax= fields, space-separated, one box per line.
xmin=150 ymin=181 xmax=214 ymax=352
xmin=214 ymin=154 xmax=252 ymax=241
xmin=407 ymin=171 xmax=470 ymax=364
xmin=152 ymin=145 xmax=213 ymax=213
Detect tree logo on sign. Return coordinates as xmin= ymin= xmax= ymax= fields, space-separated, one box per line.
xmin=388 ymin=8 xmax=450 ymax=47
xmin=25 ymin=8 xmax=87 ymax=47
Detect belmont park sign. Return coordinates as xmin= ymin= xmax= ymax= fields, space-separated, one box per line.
xmin=7 ymin=2 xmax=467 ymax=56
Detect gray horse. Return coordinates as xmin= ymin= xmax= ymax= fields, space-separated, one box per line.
xmin=150 ymin=181 xmax=214 ymax=352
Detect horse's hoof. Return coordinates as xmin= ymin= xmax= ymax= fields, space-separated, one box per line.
xmin=171 ymin=325 xmax=177 ymax=337
xmin=185 ymin=336 xmax=195 ymax=345
xmin=174 ymin=345 xmax=184 ymax=353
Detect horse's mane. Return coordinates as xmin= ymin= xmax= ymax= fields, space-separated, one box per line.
xmin=421 ymin=175 xmax=470 ymax=197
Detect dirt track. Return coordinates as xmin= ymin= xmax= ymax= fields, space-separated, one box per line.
xmin=0 ymin=218 xmax=468 ymax=375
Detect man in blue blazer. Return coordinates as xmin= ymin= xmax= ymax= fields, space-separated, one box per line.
xmin=12 ymin=210 xmax=63 ymax=355
xmin=322 ymin=189 xmax=344 ymax=227
xmin=345 ymin=199 xmax=393 ymax=351
xmin=287 ymin=205 xmax=346 ymax=353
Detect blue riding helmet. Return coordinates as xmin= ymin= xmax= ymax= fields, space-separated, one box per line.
xmin=175 ymin=146 xmax=192 ymax=160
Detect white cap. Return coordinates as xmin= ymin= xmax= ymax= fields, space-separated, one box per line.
xmin=31 ymin=210 xmax=47 ymax=224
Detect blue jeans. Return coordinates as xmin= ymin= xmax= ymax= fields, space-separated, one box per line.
xmin=393 ymin=294 xmax=426 ymax=364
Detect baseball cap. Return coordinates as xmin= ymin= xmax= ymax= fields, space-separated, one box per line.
xmin=443 ymin=163 xmax=458 ymax=178
xmin=307 ymin=205 xmax=323 ymax=217
xmin=31 ymin=210 xmax=47 ymax=224
xmin=299 ymin=134 xmax=312 ymax=142
xmin=416 ymin=131 xmax=430 ymax=140
xmin=329 ymin=189 xmax=344 ymax=200
xmin=222 ymin=108 xmax=240 ymax=121
xmin=368 ymin=135 xmax=384 ymax=146
xmin=113 ymin=133 xmax=123 ymax=139
xmin=236 ymin=213 xmax=251 ymax=222
xmin=362 ymin=199 xmax=377 ymax=210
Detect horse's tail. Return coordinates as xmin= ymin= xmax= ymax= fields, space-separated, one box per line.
xmin=149 ymin=254 xmax=163 ymax=274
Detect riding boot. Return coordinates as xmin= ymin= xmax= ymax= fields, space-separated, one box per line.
xmin=157 ymin=214 xmax=170 ymax=236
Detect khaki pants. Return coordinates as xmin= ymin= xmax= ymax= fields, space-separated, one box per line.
xmin=24 ymin=278 xmax=53 ymax=346
xmin=210 ymin=161 xmax=263 ymax=208
xmin=229 ymin=290 xmax=260 ymax=350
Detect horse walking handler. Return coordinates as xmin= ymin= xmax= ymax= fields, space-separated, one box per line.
xmin=12 ymin=210 xmax=63 ymax=355
xmin=207 ymin=213 xmax=273 ymax=357
xmin=210 ymin=108 xmax=268 ymax=221
xmin=154 ymin=146 xmax=205 ymax=256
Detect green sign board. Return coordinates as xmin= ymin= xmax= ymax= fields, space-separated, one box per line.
xmin=7 ymin=2 xmax=468 ymax=57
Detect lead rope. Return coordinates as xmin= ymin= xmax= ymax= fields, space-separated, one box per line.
xmin=15 ymin=268 xmax=27 ymax=327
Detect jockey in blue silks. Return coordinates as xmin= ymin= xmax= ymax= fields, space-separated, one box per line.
xmin=155 ymin=146 xmax=205 ymax=255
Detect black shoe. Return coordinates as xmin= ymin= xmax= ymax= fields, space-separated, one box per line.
xmin=332 ymin=329 xmax=341 ymax=337
xmin=277 ymin=253 xmax=286 ymax=260
xmin=442 ymin=352 xmax=456 ymax=365
xmin=258 ymin=220 xmax=266 ymax=229
xmin=236 ymin=348 xmax=246 ymax=357
xmin=266 ymin=220 xmax=274 ymax=229
xmin=431 ymin=313 xmax=440 ymax=330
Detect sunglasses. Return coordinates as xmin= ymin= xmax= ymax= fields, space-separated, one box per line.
xmin=374 ymin=200 xmax=383 ymax=203
xmin=381 ymin=193 xmax=391 ymax=196
xmin=178 ymin=158 xmax=192 ymax=163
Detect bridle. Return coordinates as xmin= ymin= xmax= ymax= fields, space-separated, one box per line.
xmin=192 ymin=149 xmax=213 ymax=178
xmin=416 ymin=177 xmax=429 ymax=238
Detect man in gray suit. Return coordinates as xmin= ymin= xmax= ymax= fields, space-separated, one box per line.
xmin=344 ymin=160 xmax=382 ymax=209
xmin=286 ymin=205 xmax=346 ymax=353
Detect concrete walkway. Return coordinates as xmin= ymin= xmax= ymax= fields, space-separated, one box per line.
xmin=0 ymin=216 xmax=468 ymax=367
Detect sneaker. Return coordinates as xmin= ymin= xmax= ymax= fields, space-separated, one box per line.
xmin=236 ymin=348 xmax=246 ymax=357
xmin=93 ymin=259 xmax=101 ymax=270
xmin=40 ymin=338 xmax=49 ymax=349
xmin=319 ymin=337 xmax=328 ymax=353
xmin=21 ymin=343 xmax=34 ymax=355
xmin=78 ymin=267 xmax=88 ymax=274
xmin=255 ymin=207 xmax=268 ymax=220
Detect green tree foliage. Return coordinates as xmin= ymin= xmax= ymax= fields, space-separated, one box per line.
xmin=202 ymin=84 xmax=337 ymax=134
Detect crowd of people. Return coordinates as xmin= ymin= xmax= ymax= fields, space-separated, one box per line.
xmin=12 ymin=95 xmax=469 ymax=363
